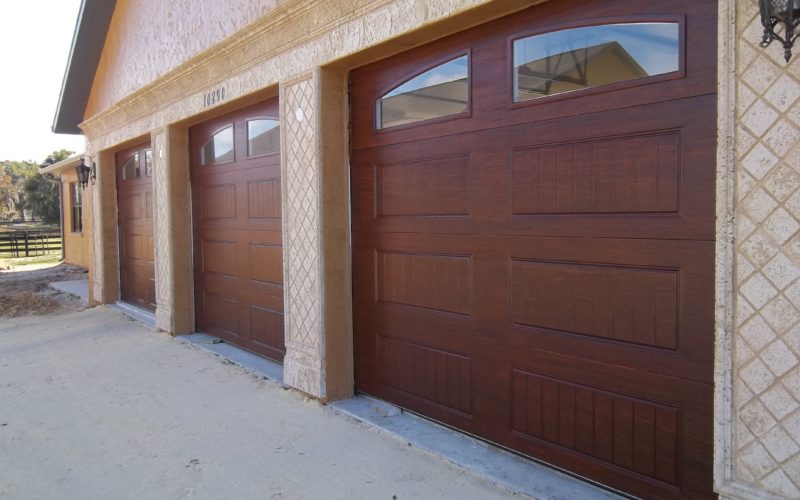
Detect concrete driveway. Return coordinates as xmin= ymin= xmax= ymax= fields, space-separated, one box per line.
xmin=0 ymin=307 xmax=525 ymax=500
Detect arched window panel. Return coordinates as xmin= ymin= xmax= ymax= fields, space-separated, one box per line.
xmin=376 ymin=55 xmax=469 ymax=129
xmin=247 ymin=119 xmax=280 ymax=157
xmin=200 ymin=125 xmax=234 ymax=165
xmin=121 ymin=152 xmax=140 ymax=180
xmin=513 ymin=23 xmax=680 ymax=102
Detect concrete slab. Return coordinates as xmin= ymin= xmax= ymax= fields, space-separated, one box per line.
xmin=110 ymin=301 xmax=156 ymax=328
xmin=332 ymin=396 xmax=625 ymax=500
xmin=0 ymin=307 xmax=527 ymax=499
xmin=179 ymin=333 xmax=284 ymax=383
xmin=48 ymin=279 xmax=89 ymax=304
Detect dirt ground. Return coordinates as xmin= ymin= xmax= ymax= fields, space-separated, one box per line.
xmin=0 ymin=262 xmax=87 ymax=317
xmin=0 ymin=307 xmax=526 ymax=500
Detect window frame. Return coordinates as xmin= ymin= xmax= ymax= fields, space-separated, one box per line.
xmin=246 ymin=116 xmax=281 ymax=159
xmin=69 ymin=181 xmax=82 ymax=234
xmin=507 ymin=15 xmax=686 ymax=108
xmin=200 ymin=123 xmax=236 ymax=166
xmin=374 ymin=49 xmax=473 ymax=133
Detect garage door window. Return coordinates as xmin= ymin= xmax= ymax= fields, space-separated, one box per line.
xmin=121 ymin=152 xmax=140 ymax=180
xmin=201 ymin=125 xmax=234 ymax=165
xmin=513 ymin=22 xmax=680 ymax=102
xmin=247 ymin=119 xmax=280 ymax=157
xmin=376 ymin=54 xmax=469 ymax=129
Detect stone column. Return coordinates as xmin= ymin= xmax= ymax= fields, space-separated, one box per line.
xmin=716 ymin=0 xmax=800 ymax=498
xmin=89 ymin=149 xmax=120 ymax=305
xmin=280 ymin=68 xmax=353 ymax=401
xmin=152 ymin=126 xmax=194 ymax=334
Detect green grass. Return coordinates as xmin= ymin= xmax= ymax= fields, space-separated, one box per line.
xmin=0 ymin=253 xmax=62 ymax=269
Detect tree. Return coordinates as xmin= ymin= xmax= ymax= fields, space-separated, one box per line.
xmin=24 ymin=173 xmax=60 ymax=222
xmin=0 ymin=150 xmax=74 ymax=223
xmin=26 ymin=150 xmax=75 ymax=223
xmin=0 ymin=160 xmax=38 ymax=220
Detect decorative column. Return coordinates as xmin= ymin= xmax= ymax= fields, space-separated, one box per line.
xmin=89 ymin=148 xmax=120 ymax=305
xmin=717 ymin=0 xmax=800 ymax=498
xmin=280 ymin=68 xmax=353 ymax=401
xmin=152 ymin=126 xmax=194 ymax=334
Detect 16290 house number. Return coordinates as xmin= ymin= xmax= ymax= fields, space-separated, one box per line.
xmin=203 ymin=87 xmax=227 ymax=107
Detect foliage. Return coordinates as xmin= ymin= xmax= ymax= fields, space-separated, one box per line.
xmin=0 ymin=149 xmax=75 ymax=223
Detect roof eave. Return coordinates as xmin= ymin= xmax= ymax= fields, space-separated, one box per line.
xmin=51 ymin=0 xmax=117 ymax=135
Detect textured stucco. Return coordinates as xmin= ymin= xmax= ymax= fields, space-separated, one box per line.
xmin=84 ymin=0 xmax=279 ymax=118
xmin=723 ymin=0 xmax=800 ymax=498
xmin=60 ymin=170 xmax=91 ymax=268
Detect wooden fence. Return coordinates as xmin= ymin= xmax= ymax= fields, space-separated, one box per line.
xmin=0 ymin=229 xmax=62 ymax=257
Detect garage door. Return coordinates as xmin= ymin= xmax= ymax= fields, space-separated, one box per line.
xmin=116 ymin=142 xmax=155 ymax=311
xmin=190 ymin=97 xmax=285 ymax=362
xmin=350 ymin=1 xmax=716 ymax=497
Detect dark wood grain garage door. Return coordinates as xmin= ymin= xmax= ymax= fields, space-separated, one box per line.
xmin=350 ymin=1 xmax=716 ymax=498
xmin=190 ymin=97 xmax=285 ymax=362
xmin=116 ymin=142 xmax=155 ymax=311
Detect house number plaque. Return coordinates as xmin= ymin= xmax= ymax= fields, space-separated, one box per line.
xmin=203 ymin=86 xmax=227 ymax=107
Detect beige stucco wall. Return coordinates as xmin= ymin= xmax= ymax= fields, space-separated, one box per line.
xmin=85 ymin=0 xmax=280 ymax=118
xmin=721 ymin=0 xmax=800 ymax=498
xmin=76 ymin=0 xmax=800 ymax=497
xmin=59 ymin=170 xmax=91 ymax=268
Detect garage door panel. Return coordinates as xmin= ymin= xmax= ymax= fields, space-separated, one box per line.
xmin=117 ymin=143 xmax=156 ymax=312
xmin=203 ymin=292 xmax=240 ymax=338
xmin=510 ymin=258 xmax=679 ymax=349
xmin=350 ymin=0 xmax=717 ymax=152
xmin=499 ymin=361 xmax=713 ymax=497
xmin=378 ymin=335 xmax=474 ymax=416
xmin=352 ymin=1 xmax=715 ymax=496
xmin=192 ymin=97 xmax=285 ymax=362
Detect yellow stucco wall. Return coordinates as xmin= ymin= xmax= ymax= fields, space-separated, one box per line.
xmin=60 ymin=169 xmax=91 ymax=268
xmin=85 ymin=0 xmax=279 ymax=118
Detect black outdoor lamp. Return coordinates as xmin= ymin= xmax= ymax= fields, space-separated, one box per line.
xmin=760 ymin=0 xmax=800 ymax=62
xmin=75 ymin=155 xmax=96 ymax=189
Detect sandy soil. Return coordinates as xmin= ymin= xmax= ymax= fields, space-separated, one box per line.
xmin=0 ymin=263 xmax=87 ymax=317
xmin=0 ymin=307 xmax=523 ymax=499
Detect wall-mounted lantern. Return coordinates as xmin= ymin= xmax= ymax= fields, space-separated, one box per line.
xmin=75 ymin=155 xmax=96 ymax=189
xmin=760 ymin=0 xmax=800 ymax=62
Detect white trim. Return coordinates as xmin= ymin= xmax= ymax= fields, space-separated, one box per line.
xmin=40 ymin=154 xmax=84 ymax=175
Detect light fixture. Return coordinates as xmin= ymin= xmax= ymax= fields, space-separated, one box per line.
xmin=759 ymin=0 xmax=800 ymax=62
xmin=75 ymin=155 xmax=96 ymax=189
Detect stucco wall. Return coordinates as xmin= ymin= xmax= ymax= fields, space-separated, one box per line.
xmin=60 ymin=170 xmax=90 ymax=268
xmin=728 ymin=0 xmax=800 ymax=497
xmin=84 ymin=0 xmax=280 ymax=118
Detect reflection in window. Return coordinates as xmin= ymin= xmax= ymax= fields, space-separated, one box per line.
xmin=513 ymin=23 xmax=680 ymax=102
xmin=201 ymin=125 xmax=234 ymax=165
xmin=145 ymin=149 xmax=153 ymax=176
xmin=248 ymin=119 xmax=280 ymax=156
xmin=122 ymin=152 xmax=140 ymax=180
xmin=376 ymin=55 xmax=469 ymax=129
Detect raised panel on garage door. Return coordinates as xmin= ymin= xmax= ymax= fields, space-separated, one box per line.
xmin=350 ymin=1 xmax=716 ymax=498
xmin=190 ymin=97 xmax=285 ymax=362
xmin=116 ymin=143 xmax=155 ymax=311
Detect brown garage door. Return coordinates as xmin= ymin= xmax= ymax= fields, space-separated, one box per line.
xmin=190 ymin=97 xmax=285 ymax=362
xmin=350 ymin=1 xmax=716 ymax=497
xmin=116 ymin=143 xmax=155 ymax=311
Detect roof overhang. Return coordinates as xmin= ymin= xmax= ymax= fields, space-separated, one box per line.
xmin=40 ymin=154 xmax=84 ymax=175
xmin=51 ymin=0 xmax=117 ymax=135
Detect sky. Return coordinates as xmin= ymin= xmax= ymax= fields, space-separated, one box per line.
xmin=0 ymin=0 xmax=86 ymax=164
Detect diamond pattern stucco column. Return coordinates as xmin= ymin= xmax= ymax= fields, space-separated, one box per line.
xmin=151 ymin=126 xmax=194 ymax=335
xmin=718 ymin=0 xmax=800 ymax=498
xmin=89 ymin=149 xmax=120 ymax=305
xmin=280 ymin=70 xmax=353 ymax=401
